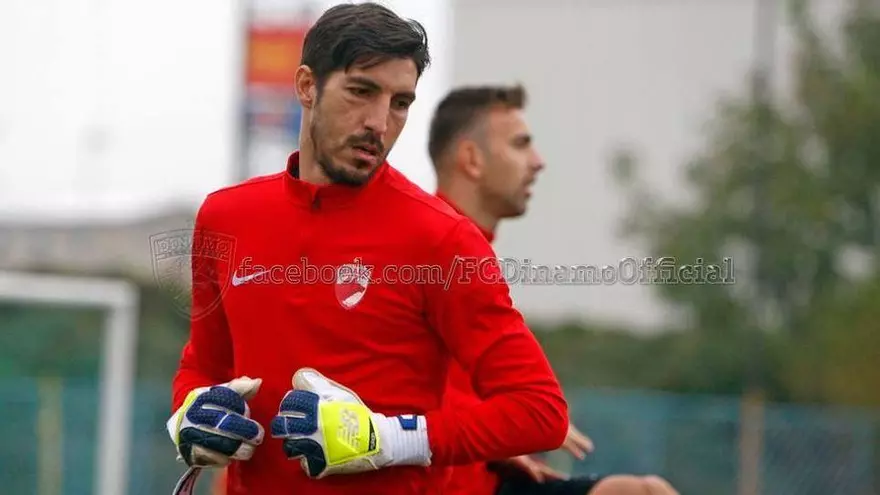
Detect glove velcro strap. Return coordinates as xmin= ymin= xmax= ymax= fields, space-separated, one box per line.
xmin=378 ymin=415 xmax=432 ymax=467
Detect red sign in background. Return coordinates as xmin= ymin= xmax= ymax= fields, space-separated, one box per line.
xmin=245 ymin=26 xmax=307 ymax=89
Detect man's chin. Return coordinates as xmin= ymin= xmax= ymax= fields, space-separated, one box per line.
xmin=350 ymin=156 xmax=380 ymax=171
xmin=325 ymin=161 xmax=378 ymax=186
xmin=503 ymin=202 xmax=528 ymax=219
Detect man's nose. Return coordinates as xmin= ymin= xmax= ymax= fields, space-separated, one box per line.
xmin=363 ymin=100 xmax=390 ymax=136
xmin=531 ymin=153 xmax=546 ymax=173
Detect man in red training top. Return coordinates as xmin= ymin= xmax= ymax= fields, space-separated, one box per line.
xmin=166 ymin=4 xmax=569 ymax=495
xmin=428 ymin=85 xmax=681 ymax=495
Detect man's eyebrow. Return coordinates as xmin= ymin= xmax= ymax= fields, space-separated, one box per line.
xmin=346 ymin=76 xmax=382 ymax=91
xmin=347 ymin=75 xmax=416 ymax=101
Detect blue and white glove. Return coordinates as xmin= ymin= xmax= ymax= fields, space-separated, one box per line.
xmin=167 ymin=377 xmax=264 ymax=495
xmin=270 ymin=368 xmax=432 ymax=478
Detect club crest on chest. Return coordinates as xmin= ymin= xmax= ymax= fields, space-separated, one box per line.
xmin=334 ymin=258 xmax=372 ymax=310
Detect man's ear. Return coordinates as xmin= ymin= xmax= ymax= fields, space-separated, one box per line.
xmin=457 ymin=139 xmax=485 ymax=180
xmin=294 ymin=65 xmax=317 ymax=109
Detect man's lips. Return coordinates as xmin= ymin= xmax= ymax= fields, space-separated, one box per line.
xmin=351 ymin=145 xmax=378 ymax=163
xmin=352 ymin=143 xmax=379 ymax=154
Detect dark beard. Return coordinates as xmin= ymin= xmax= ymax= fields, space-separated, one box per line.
xmin=310 ymin=108 xmax=382 ymax=187
xmin=317 ymin=156 xmax=377 ymax=186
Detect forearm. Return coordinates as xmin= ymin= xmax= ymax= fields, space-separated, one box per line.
xmin=269 ymin=368 xmax=566 ymax=475
xmin=427 ymin=320 xmax=570 ymax=465
xmin=417 ymin=219 xmax=569 ymax=465
xmin=376 ymin=386 xmax=567 ymax=468
xmin=424 ymin=386 xmax=568 ymax=465
xmin=171 ymin=198 xmax=234 ymax=411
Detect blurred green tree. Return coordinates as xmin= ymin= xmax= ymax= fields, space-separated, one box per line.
xmin=609 ymin=0 xmax=880 ymax=405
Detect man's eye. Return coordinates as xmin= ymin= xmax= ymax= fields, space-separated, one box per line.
xmin=394 ymin=100 xmax=412 ymax=110
xmin=349 ymin=87 xmax=369 ymax=97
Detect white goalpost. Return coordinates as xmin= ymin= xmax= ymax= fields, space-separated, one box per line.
xmin=0 ymin=270 xmax=139 ymax=495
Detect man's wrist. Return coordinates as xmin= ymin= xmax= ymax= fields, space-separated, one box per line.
xmin=375 ymin=414 xmax=432 ymax=467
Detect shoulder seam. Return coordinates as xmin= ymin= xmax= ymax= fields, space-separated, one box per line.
xmin=432 ymin=215 xmax=470 ymax=253
xmin=384 ymin=181 xmax=462 ymax=223
xmin=206 ymin=172 xmax=284 ymax=198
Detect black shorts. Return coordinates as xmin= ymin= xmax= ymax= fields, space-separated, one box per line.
xmin=495 ymin=474 xmax=604 ymax=495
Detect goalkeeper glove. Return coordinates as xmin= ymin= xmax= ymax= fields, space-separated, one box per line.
xmin=167 ymin=376 xmax=265 ymax=467
xmin=270 ymin=368 xmax=432 ymax=478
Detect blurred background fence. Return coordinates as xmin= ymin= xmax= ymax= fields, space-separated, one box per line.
xmin=567 ymin=388 xmax=880 ymax=495
xmin=1 ymin=376 xmax=877 ymax=495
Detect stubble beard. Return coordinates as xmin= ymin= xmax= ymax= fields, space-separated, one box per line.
xmin=310 ymin=106 xmax=381 ymax=187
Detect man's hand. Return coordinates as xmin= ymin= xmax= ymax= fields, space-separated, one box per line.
xmin=560 ymin=423 xmax=594 ymax=460
xmin=270 ymin=368 xmax=431 ymax=478
xmin=492 ymin=423 xmax=593 ymax=484
xmin=166 ymin=377 xmax=265 ymax=467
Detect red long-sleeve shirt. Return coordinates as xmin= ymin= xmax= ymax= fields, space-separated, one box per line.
xmin=172 ymin=151 xmax=568 ymax=495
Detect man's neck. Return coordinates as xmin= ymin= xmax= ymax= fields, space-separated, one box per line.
xmin=437 ymin=181 xmax=499 ymax=236
xmin=296 ymin=137 xmax=332 ymax=186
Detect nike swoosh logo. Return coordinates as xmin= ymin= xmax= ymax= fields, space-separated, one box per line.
xmin=232 ymin=270 xmax=268 ymax=287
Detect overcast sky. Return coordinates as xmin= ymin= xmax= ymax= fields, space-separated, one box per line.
xmin=0 ymin=0 xmax=450 ymax=221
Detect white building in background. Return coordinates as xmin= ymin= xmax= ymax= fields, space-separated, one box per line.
xmin=448 ymin=0 xmax=847 ymax=329
xmin=0 ymin=0 xmax=847 ymax=331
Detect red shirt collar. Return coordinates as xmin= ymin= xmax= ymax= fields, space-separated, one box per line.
xmin=436 ymin=192 xmax=496 ymax=243
xmin=282 ymin=151 xmax=388 ymax=210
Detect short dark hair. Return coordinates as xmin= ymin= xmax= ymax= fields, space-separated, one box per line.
xmin=301 ymin=2 xmax=431 ymax=89
xmin=428 ymin=84 xmax=527 ymax=166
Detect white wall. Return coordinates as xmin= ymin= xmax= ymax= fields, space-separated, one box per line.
xmin=450 ymin=0 xmax=847 ymax=330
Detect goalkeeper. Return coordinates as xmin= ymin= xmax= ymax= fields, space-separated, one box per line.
xmin=168 ymin=3 xmax=569 ymax=495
